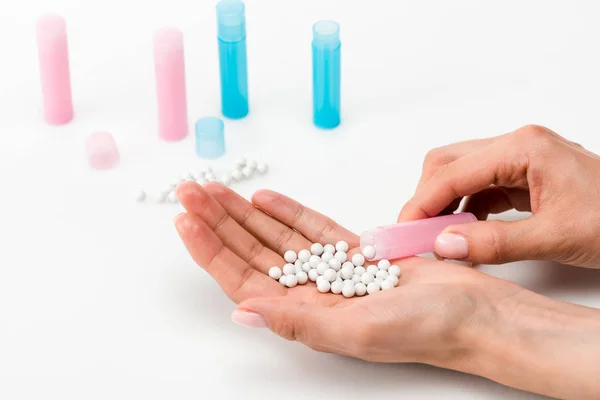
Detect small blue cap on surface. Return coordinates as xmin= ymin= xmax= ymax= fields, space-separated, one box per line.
xmin=195 ymin=117 xmax=225 ymax=159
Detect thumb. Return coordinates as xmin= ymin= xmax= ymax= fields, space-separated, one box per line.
xmin=434 ymin=218 xmax=552 ymax=264
xmin=232 ymin=296 xmax=350 ymax=354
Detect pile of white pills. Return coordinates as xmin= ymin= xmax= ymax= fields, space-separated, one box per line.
xmin=136 ymin=157 xmax=269 ymax=203
xmin=268 ymin=241 xmax=401 ymax=297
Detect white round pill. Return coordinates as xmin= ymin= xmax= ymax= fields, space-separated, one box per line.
xmin=387 ymin=275 xmax=399 ymax=287
xmin=355 ymin=283 xmax=367 ymax=297
xmin=136 ymin=191 xmax=146 ymax=202
xmin=324 ymin=269 xmax=337 ymax=282
xmin=279 ymin=276 xmax=287 ymax=286
xmin=351 ymin=254 xmax=365 ymax=267
xmin=352 ymin=274 xmax=362 ymax=284
xmin=323 ymin=244 xmax=336 ymax=254
xmin=232 ymin=169 xmax=244 ymax=181
xmin=196 ymin=176 xmax=208 ymax=185
xmin=247 ymin=160 xmax=257 ymax=170
xmin=342 ymin=261 xmax=354 ymax=270
xmin=361 ymin=273 xmax=375 ymax=285
xmin=257 ymin=163 xmax=268 ymax=174
xmin=296 ymin=271 xmax=308 ymax=285
xmin=286 ymin=274 xmax=298 ymax=288
xmin=284 ymin=250 xmax=297 ymax=263
xmin=328 ymin=259 xmax=342 ymax=271
xmin=156 ymin=191 xmax=169 ymax=203
xmin=268 ymin=267 xmax=282 ymax=280
xmin=298 ymin=249 xmax=311 ymax=263
xmin=367 ymin=282 xmax=381 ymax=294
xmin=388 ymin=265 xmax=402 ymax=277
xmin=236 ymin=157 xmax=247 ymax=168
xmin=310 ymin=243 xmax=324 ymax=256
xmin=354 ymin=266 xmax=366 ymax=276
xmin=295 ymin=261 xmax=303 ymax=274
xmin=362 ymin=246 xmax=376 ymax=259
xmin=381 ymin=280 xmax=394 ymax=290
xmin=342 ymin=284 xmax=356 ymax=298
xmin=309 ymin=255 xmax=321 ymax=268
xmin=335 ymin=241 xmax=349 ymax=253
xmin=366 ymin=265 xmax=379 ymax=276
xmin=334 ymin=251 xmax=347 ymax=264
xmin=378 ymin=259 xmax=391 ymax=271
xmin=220 ymin=174 xmax=233 ymax=187
xmin=316 ymin=262 xmax=329 ymax=275
xmin=376 ymin=270 xmax=388 ymax=280
xmin=341 ymin=266 xmax=354 ymax=280
xmin=331 ymin=280 xmax=343 ymax=294
xmin=374 ymin=277 xmax=384 ymax=285
xmin=168 ymin=191 xmax=179 ymax=203
xmin=321 ymin=252 xmax=334 ymax=263
xmin=242 ymin=166 xmax=253 ymax=178
xmin=343 ymin=279 xmax=354 ymax=286
xmin=283 ymin=263 xmax=296 ymax=276
xmin=302 ymin=262 xmax=312 ymax=273
xmin=205 ymin=172 xmax=216 ymax=181
xmin=317 ymin=280 xmax=331 ymax=293
xmin=308 ymin=269 xmax=319 ymax=282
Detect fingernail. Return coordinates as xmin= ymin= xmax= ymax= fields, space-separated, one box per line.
xmin=231 ymin=310 xmax=267 ymax=328
xmin=435 ymin=233 xmax=469 ymax=259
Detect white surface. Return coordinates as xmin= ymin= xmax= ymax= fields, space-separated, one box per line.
xmin=1 ymin=0 xmax=600 ymax=398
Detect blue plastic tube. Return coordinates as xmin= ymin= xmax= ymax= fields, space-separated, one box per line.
xmin=216 ymin=0 xmax=249 ymax=119
xmin=312 ymin=20 xmax=341 ymax=129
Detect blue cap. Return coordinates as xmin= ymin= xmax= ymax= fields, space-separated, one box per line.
xmin=195 ymin=117 xmax=225 ymax=159
xmin=216 ymin=0 xmax=246 ymax=42
xmin=312 ymin=20 xmax=340 ymax=49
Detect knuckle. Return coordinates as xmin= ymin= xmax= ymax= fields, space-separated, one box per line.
xmin=485 ymin=221 xmax=507 ymax=263
xmin=352 ymin=324 xmax=379 ymax=353
xmin=513 ymin=124 xmax=554 ymax=146
xmin=423 ymin=147 xmax=446 ymax=167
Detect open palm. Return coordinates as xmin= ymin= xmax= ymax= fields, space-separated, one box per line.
xmin=174 ymin=182 xmax=522 ymax=364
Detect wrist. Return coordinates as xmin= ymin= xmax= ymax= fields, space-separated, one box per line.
xmin=459 ymin=286 xmax=600 ymax=399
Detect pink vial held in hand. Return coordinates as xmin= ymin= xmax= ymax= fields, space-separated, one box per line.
xmin=86 ymin=132 xmax=120 ymax=170
xmin=153 ymin=28 xmax=189 ymax=141
xmin=360 ymin=213 xmax=477 ymax=261
xmin=36 ymin=14 xmax=74 ymax=125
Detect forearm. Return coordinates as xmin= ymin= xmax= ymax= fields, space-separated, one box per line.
xmin=461 ymin=289 xmax=600 ymax=399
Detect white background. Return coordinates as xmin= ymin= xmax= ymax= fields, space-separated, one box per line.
xmin=1 ymin=0 xmax=599 ymax=398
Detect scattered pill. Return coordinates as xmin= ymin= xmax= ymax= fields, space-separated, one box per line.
xmin=269 ymin=266 xmax=282 ymax=280
xmin=279 ymin=276 xmax=287 ymax=286
xmin=286 ymin=275 xmax=298 ymax=288
xmin=257 ymin=163 xmax=268 ymax=174
xmin=295 ymin=263 xmax=303 ymax=274
xmin=168 ymin=191 xmax=179 ymax=203
xmin=298 ymin=249 xmax=311 ymax=263
xmin=308 ymin=269 xmax=319 ymax=282
xmin=378 ymin=259 xmax=391 ymax=271
xmin=310 ymin=243 xmax=324 ymax=256
xmin=236 ymin=157 xmax=247 ymax=168
xmin=351 ymin=254 xmax=365 ymax=267
xmin=355 ymin=283 xmax=367 ymax=297
xmin=324 ymin=269 xmax=337 ymax=282
xmin=366 ymin=282 xmax=380 ymax=294
xmin=362 ymin=246 xmax=376 ymax=259
xmin=386 ymin=275 xmax=399 ymax=287
xmin=341 ymin=266 xmax=354 ymax=280
xmin=317 ymin=280 xmax=331 ymax=293
xmin=328 ymin=258 xmax=342 ymax=271
xmin=331 ymin=280 xmax=343 ymax=294
xmin=342 ymin=284 xmax=355 ymax=298
xmin=374 ymin=277 xmax=384 ymax=285
xmin=321 ymin=252 xmax=334 ymax=263
xmin=242 ymin=166 xmax=253 ymax=178
xmin=381 ymin=280 xmax=394 ymax=290
xmin=352 ymin=274 xmax=362 ymax=284
xmin=296 ymin=271 xmax=308 ymax=285
xmin=316 ymin=262 xmax=329 ymax=275
xmin=156 ymin=191 xmax=169 ymax=203
xmin=247 ymin=160 xmax=257 ymax=170
xmin=302 ymin=262 xmax=312 ymax=273
xmin=376 ymin=270 xmax=388 ymax=280
xmin=309 ymin=255 xmax=321 ymax=268
xmin=335 ymin=241 xmax=349 ymax=253
xmin=334 ymin=251 xmax=347 ymax=263
xmin=232 ymin=169 xmax=244 ymax=181
xmin=361 ymin=273 xmax=374 ymax=285
xmin=366 ymin=265 xmax=379 ymax=276
xmin=136 ymin=191 xmax=147 ymax=202
xmin=354 ymin=266 xmax=366 ymax=276
xmin=323 ymin=244 xmax=336 ymax=254
xmin=284 ymin=250 xmax=297 ymax=263
xmin=220 ymin=173 xmax=233 ymax=186
xmin=388 ymin=265 xmax=401 ymax=277
xmin=283 ymin=263 xmax=296 ymax=276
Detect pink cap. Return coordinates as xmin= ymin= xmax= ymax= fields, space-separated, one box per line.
xmin=36 ymin=14 xmax=74 ymax=125
xmin=86 ymin=131 xmax=120 ymax=170
xmin=153 ymin=28 xmax=188 ymax=141
xmin=360 ymin=212 xmax=477 ymax=260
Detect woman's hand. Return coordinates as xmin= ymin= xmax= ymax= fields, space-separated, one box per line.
xmin=174 ymin=182 xmax=600 ymax=399
xmin=399 ymin=125 xmax=600 ymax=268
xmin=173 ymin=182 xmax=519 ymax=365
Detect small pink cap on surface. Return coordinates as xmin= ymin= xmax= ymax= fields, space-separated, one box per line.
xmin=86 ymin=132 xmax=120 ymax=170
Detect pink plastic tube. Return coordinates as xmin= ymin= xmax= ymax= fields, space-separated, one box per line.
xmin=36 ymin=14 xmax=73 ymax=125
xmin=153 ymin=28 xmax=188 ymax=141
xmin=360 ymin=212 xmax=477 ymax=260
